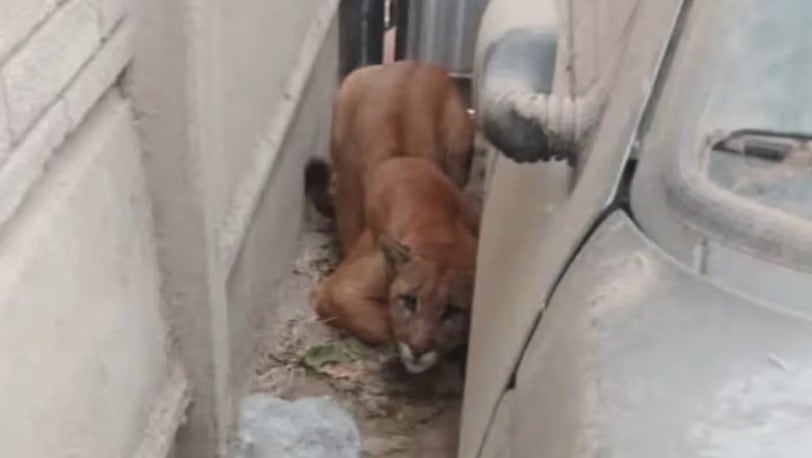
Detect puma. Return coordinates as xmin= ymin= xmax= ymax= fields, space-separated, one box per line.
xmin=309 ymin=61 xmax=478 ymax=373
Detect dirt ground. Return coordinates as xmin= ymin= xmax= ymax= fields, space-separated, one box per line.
xmin=247 ymin=144 xmax=485 ymax=458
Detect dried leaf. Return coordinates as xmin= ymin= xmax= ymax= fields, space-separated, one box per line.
xmin=319 ymin=362 xmax=362 ymax=380
xmin=301 ymin=338 xmax=369 ymax=370
xmin=302 ymin=344 xmax=351 ymax=369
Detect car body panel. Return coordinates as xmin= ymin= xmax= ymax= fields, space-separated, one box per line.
xmin=515 ymin=211 xmax=812 ymax=457
xmin=632 ymin=0 xmax=812 ymax=273
xmin=631 ymin=0 xmax=812 ymax=321
xmin=479 ymin=389 xmax=515 ymax=458
xmin=460 ymin=1 xmax=683 ymax=455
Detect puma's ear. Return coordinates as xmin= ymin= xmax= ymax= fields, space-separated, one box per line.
xmin=378 ymin=234 xmax=411 ymax=271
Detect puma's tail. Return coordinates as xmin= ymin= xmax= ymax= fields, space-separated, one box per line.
xmin=304 ymin=158 xmax=335 ymax=219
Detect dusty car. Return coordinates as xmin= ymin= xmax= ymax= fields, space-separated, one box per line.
xmin=459 ymin=0 xmax=812 ymax=457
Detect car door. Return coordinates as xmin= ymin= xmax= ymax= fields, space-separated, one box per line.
xmin=461 ymin=0 xmax=685 ymax=456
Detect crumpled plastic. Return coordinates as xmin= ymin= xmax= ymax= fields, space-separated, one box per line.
xmin=236 ymin=394 xmax=361 ymax=458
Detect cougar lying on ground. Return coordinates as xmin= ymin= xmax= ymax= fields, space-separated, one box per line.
xmin=307 ymin=61 xmax=478 ymax=373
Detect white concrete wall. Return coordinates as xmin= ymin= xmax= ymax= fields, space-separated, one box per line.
xmin=0 ymin=0 xmax=345 ymax=454
xmin=132 ymin=0 xmax=341 ymax=456
xmin=0 ymin=0 xmax=184 ymax=456
xmin=227 ymin=12 xmax=338 ymax=387
xmin=210 ymin=0 xmax=322 ymax=226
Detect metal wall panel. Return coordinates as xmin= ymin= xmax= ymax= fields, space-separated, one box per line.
xmin=403 ymin=0 xmax=490 ymax=75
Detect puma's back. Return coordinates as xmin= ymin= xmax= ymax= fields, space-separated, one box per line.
xmin=332 ymin=61 xmax=472 ymax=182
xmin=329 ymin=61 xmax=473 ymax=253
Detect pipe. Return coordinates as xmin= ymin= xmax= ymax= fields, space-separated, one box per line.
xmin=339 ymin=0 xmax=385 ymax=77
xmin=394 ymin=0 xmax=410 ymax=60
xmin=358 ymin=0 xmax=385 ymax=65
xmin=476 ymin=0 xmax=612 ymax=165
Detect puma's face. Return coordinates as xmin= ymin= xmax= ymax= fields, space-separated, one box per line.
xmin=380 ymin=236 xmax=475 ymax=374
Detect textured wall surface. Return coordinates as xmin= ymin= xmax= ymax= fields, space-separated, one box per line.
xmin=131 ymin=0 xmax=340 ymax=456
xmin=0 ymin=0 xmax=352 ymax=455
xmin=0 ymin=0 xmax=179 ymax=455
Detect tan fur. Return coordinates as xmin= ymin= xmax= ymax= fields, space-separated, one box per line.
xmin=314 ymin=62 xmax=477 ymax=370
xmin=328 ymin=61 xmax=473 ymax=255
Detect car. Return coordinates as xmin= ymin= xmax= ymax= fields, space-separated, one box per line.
xmin=460 ymin=0 xmax=812 ymax=456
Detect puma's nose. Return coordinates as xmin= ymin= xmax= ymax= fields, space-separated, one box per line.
xmin=407 ymin=328 xmax=432 ymax=358
xmin=408 ymin=341 xmax=433 ymax=359
xmin=398 ymin=342 xmax=423 ymax=360
xmin=397 ymin=342 xmax=440 ymax=374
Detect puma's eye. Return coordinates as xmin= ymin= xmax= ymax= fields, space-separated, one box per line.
xmin=398 ymin=294 xmax=417 ymax=312
xmin=441 ymin=305 xmax=464 ymax=322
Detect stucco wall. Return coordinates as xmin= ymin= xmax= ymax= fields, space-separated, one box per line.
xmin=227 ymin=13 xmax=339 ymax=394
xmin=132 ymin=0 xmax=340 ymax=456
xmin=209 ymin=0 xmax=322 ymax=226
xmin=0 ymin=1 xmax=181 ymax=456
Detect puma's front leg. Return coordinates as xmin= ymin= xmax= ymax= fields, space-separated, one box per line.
xmin=314 ymin=240 xmax=392 ymax=345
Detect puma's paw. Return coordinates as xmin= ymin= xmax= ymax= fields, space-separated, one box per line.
xmin=312 ymin=284 xmax=333 ymax=318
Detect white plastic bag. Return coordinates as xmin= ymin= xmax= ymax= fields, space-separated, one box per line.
xmin=236 ymin=394 xmax=361 ymax=458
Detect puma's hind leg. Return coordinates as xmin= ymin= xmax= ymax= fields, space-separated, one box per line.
xmin=314 ymin=235 xmax=392 ymax=345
